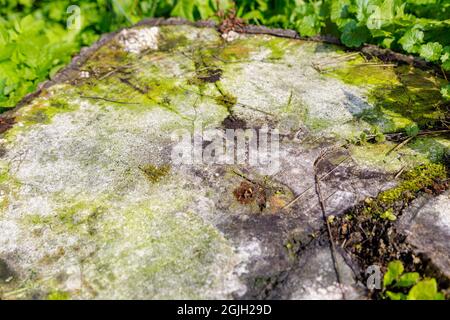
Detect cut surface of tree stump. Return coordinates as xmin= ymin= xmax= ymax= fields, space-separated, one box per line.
xmin=0 ymin=22 xmax=449 ymax=299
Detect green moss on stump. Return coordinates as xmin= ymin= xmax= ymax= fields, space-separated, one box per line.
xmin=362 ymin=163 xmax=447 ymax=219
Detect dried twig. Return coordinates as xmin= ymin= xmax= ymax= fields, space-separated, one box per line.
xmin=282 ymin=155 xmax=350 ymax=210
xmin=314 ymin=149 xmax=347 ymax=300
xmin=79 ymin=95 xmax=140 ymax=105
xmin=386 ymin=136 xmax=415 ymax=156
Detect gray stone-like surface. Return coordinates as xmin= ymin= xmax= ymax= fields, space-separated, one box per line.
xmin=397 ymin=191 xmax=450 ymax=279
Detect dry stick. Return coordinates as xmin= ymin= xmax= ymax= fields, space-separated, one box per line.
xmin=232 ymin=170 xmax=257 ymax=184
xmin=282 ymin=155 xmax=350 ymax=210
xmin=441 ymin=66 xmax=448 ymax=81
xmin=313 ymin=150 xmax=347 ymax=300
xmin=314 ymin=52 xmax=361 ymax=67
xmin=394 ymin=166 xmax=406 ymax=179
xmin=386 ymin=136 xmax=414 ymax=156
xmin=98 ymin=64 xmax=132 ymax=80
xmin=80 ymin=95 xmax=140 ymax=105
xmin=180 ymin=86 xmax=274 ymax=116
xmin=386 ymin=129 xmax=450 ymax=156
xmin=320 ymin=63 xmax=396 ymax=74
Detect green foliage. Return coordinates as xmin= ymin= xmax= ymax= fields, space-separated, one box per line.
xmin=380 ymin=208 xmax=396 ymax=221
xmin=405 ymin=123 xmax=420 ymax=137
xmin=407 ymin=279 xmax=445 ymax=300
xmin=0 ymin=0 xmax=449 ymax=109
xmin=383 ymin=260 xmax=404 ymax=287
xmin=47 ymin=290 xmax=70 ymax=300
xmin=348 ymin=127 xmax=386 ymax=145
xmin=442 ymin=84 xmax=450 ymax=100
xmin=419 ymin=42 xmax=443 ymax=62
xmin=383 ymin=260 xmax=445 ymax=300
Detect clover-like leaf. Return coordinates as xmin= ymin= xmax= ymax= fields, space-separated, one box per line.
xmin=340 ymin=20 xmax=369 ymax=48
xmin=386 ymin=291 xmax=406 ymax=300
xmin=398 ymin=27 xmax=424 ymax=54
xmin=419 ymin=42 xmax=443 ymax=62
xmin=383 ymin=260 xmax=404 ymax=287
xmin=396 ymin=272 xmax=420 ymax=288
xmin=405 ymin=123 xmax=419 ymax=137
xmin=407 ymin=279 xmax=445 ymax=300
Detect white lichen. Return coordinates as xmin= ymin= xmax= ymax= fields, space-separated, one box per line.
xmin=118 ymin=26 xmax=159 ymax=54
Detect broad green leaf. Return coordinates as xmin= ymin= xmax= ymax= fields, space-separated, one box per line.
xmin=0 ymin=78 xmax=6 ymax=96
xmin=341 ymin=20 xmax=369 ymax=47
xmin=383 ymin=260 xmax=404 ymax=287
xmin=441 ymin=85 xmax=450 ymax=100
xmin=297 ymin=15 xmax=322 ymax=37
xmin=243 ymin=10 xmax=265 ymax=22
xmin=111 ymin=0 xmax=138 ymax=24
xmin=171 ymin=0 xmax=195 ymax=21
xmin=407 ymin=279 xmax=444 ymax=300
xmin=405 ymin=123 xmax=419 ymax=137
xmin=380 ymin=208 xmax=397 ymax=221
xmin=330 ymin=0 xmax=351 ymax=23
xmin=441 ymin=46 xmax=450 ymax=71
xmin=396 ymin=272 xmax=420 ymax=288
xmin=381 ymin=37 xmax=394 ymax=48
xmin=419 ymin=42 xmax=443 ymax=62
xmin=194 ymin=0 xmax=215 ymax=20
xmin=386 ymin=291 xmax=406 ymax=300
xmin=398 ymin=27 xmax=424 ymax=53
xmin=0 ymin=43 xmax=14 ymax=61
xmin=0 ymin=26 xmax=9 ymax=45
xmin=354 ymin=0 xmax=376 ymax=24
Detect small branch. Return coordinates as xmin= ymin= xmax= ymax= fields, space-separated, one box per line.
xmin=386 ymin=136 xmax=414 ymax=156
xmin=314 ymin=150 xmax=347 ymax=300
xmin=79 ymin=95 xmax=140 ymax=105
xmin=282 ymin=155 xmax=350 ymax=210
xmin=232 ymin=170 xmax=257 ymax=184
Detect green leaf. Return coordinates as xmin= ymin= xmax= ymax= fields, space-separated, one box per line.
xmin=381 ymin=37 xmax=394 ymax=49
xmin=380 ymin=208 xmax=397 ymax=221
xmin=396 ymin=272 xmax=420 ymax=288
xmin=0 ymin=78 xmax=6 ymax=97
xmin=242 ymin=10 xmax=265 ymax=22
xmin=354 ymin=0 xmax=375 ymax=24
xmin=330 ymin=0 xmax=352 ymax=23
xmin=193 ymin=0 xmax=215 ymax=20
xmin=398 ymin=27 xmax=424 ymax=54
xmin=441 ymin=85 xmax=450 ymax=100
xmin=171 ymin=0 xmax=195 ymax=21
xmin=341 ymin=20 xmax=369 ymax=47
xmin=441 ymin=46 xmax=450 ymax=71
xmin=386 ymin=291 xmax=406 ymax=300
xmin=405 ymin=123 xmax=419 ymax=137
xmin=407 ymin=279 xmax=445 ymax=300
xmin=297 ymin=14 xmax=322 ymax=37
xmin=383 ymin=260 xmax=404 ymax=287
xmin=419 ymin=42 xmax=443 ymax=62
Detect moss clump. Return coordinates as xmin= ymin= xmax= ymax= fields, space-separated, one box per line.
xmin=47 ymin=291 xmax=70 ymax=300
xmin=350 ymin=163 xmax=448 ymax=221
xmin=214 ymin=83 xmax=237 ymax=112
xmin=219 ymin=40 xmax=251 ymax=61
xmin=260 ymin=37 xmax=292 ymax=61
xmin=215 ymin=93 xmax=237 ymax=111
xmin=16 ymin=95 xmax=78 ymax=126
xmin=328 ymin=58 xmax=399 ymax=87
xmin=158 ymin=30 xmax=190 ymax=52
xmin=377 ymin=163 xmax=447 ymax=205
xmin=139 ymin=164 xmax=171 ymax=183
